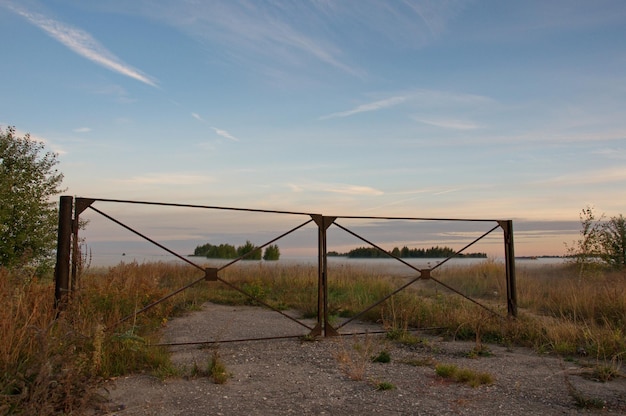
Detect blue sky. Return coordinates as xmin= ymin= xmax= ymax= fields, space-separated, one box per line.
xmin=1 ymin=0 xmax=625 ymax=260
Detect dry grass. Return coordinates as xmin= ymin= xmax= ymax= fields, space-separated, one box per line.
xmin=0 ymin=269 xmax=95 ymax=414
xmin=334 ymin=333 xmax=380 ymax=381
xmin=2 ymin=259 xmax=624 ymax=414
xmin=0 ymin=262 xmax=209 ymax=414
xmin=435 ymin=363 xmax=495 ymax=387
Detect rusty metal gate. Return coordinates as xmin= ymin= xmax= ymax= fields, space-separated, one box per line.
xmin=54 ymin=196 xmax=516 ymax=343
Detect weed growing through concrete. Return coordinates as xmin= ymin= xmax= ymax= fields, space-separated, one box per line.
xmin=372 ymin=350 xmax=391 ymax=363
xmin=434 ymin=363 xmax=494 ymax=387
xmin=401 ymin=357 xmax=436 ymax=367
xmin=335 ymin=334 xmax=378 ymax=381
xmin=466 ymin=344 xmax=493 ymax=358
xmin=208 ymin=349 xmax=230 ymax=384
xmin=375 ymin=381 xmax=396 ymax=391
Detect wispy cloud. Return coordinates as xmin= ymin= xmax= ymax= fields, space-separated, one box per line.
xmin=212 ymin=127 xmax=240 ymax=142
xmin=320 ymin=96 xmax=407 ymax=120
xmin=5 ymin=3 xmax=157 ymax=87
xmin=122 ymin=173 xmax=214 ymax=185
xmin=410 ymin=89 xmax=496 ymax=107
xmin=73 ymin=127 xmax=91 ymax=133
xmin=538 ymin=167 xmax=626 ymax=186
xmin=259 ymin=16 xmax=359 ymax=76
xmin=288 ymin=182 xmax=384 ymax=196
xmin=328 ymin=185 xmax=384 ymax=196
xmin=413 ymin=117 xmax=481 ymax=130
xmin=592 ymin=147 xmax=626 ymax=160
xmin=88 ymin=84 xmax=137 ymax=103
xmin=190 ymin=113 xmax=239 ymax=141
xmin=134 ymin=1 xmax=361 ymax=78
xmin=432 ymin=188 xmax=462 ymax=195
xmin=78 ymin=1 xmax=469 ymax=83
xmin=320 ymin=89 xmax=496 ymax=121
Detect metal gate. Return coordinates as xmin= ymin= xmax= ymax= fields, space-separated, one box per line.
xmin=54 ymin=196 xmax=517 ymax=343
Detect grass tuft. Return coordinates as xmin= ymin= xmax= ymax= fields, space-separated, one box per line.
xmin=372 ymin=350 xmax=391 ymax=363
xmin=208 ymin=349 xmax=230 ymax=384
xmin=375 ymin=381 xmax=396 ymax=390
xmin=435 ymin=363 xmax=494 ymax=387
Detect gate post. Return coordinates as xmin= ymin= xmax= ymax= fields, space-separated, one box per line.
xmin=500 ymin=220 xmax=517 ymax=317
xmin=311 ymin=215 xmax=338 ymax=336
xmin=54 ymin=196 xmax=73 ymax=309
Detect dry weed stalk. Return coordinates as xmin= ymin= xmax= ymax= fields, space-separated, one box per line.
xmin=334 ymin=333 xmax=380 ymax=381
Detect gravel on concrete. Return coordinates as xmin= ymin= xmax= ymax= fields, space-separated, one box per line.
xmin=93 ymin=302 xmax=626 ymax=415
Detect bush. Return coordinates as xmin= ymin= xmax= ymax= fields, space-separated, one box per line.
xmin=0 ymin=126 xmax=64 ymax=272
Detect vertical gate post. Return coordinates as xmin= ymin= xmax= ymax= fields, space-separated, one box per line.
xmin=310 ymin=216 xmax=324 ymax=337
xmin=70 ymin=204 xmax=80 ymax=291
xmin=307 ymin=215 xmax=324 ymax=337
xmin=310 ymin=215 xmax=338 ymax=337
xmin=500 ymin=220 xmax=517 ymax=317
xmin=54 ymin=196 xmax=73 ymax=309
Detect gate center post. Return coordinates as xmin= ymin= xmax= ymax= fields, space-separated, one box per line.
xmin=311 ymin=215 xmax=338 ymax=337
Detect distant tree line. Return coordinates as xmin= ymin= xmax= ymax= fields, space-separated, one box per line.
xmin=193 ymin=241 xmax=280 ymax=261
xmin=328 ymin=245 xmax=487 ymax=259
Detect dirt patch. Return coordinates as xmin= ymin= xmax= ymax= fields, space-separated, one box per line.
xmin=93 ymin=303 xmax=625 ymax=415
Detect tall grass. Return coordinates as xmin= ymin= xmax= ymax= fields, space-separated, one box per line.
xmin=1 ymin=268 xmax=95 ymax=414
xmin=0 ymin=262 xmax=210 ymax=414
xmin=2 ymin=259 xmax=624 ymax=414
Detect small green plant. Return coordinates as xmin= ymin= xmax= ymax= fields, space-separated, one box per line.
xmin=435 ymin=363 xmax=458 ymax=378
xmin=466 ymin=345 xmax=492 ymax=358
xmin=434 ymin=363 xmax=494 ymax=387
xmin=241 ymin=280 xmax=266 ymax=306
xmin=560 ymin=358 xmax=606 ymax=410
xmin=372 ymin=350 xmax=391 ymax=363
xmin=385 ymin=328 xmax=420 ymax=346
xmin=375 ymin=381 xmax=395 ymax=391
xmin=573 ymin=394 xmax=606 ymax=410
xmin=208 ymin=349 xmax=229 ymax=384
xmin=591 ymin=363 xmax=620 ymax=382
xmin=152 ymin=362 xmax=179 ymax=380
xmin=190 ymin=361 xmax=202 ymax=377
xmin=402 ymin=357 xmax=436 ymax=367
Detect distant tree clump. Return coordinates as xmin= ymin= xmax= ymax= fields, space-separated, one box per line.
xmin=193 ymin=243 xmax=238 ymax=259
xmin=193 ymin=241 xmax=279 ymax=260
xmin=340 ymin=245 xmax=486 ymax=259
xmin=263 ymin=244 xmax=280 ymax=261
xmin=0 ymin=126 xmax=64 ymax=272
xmin=237 ymin=240 xmax=262 ymax=260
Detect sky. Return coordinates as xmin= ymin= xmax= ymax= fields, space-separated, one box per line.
xmin=1 ymin=0 xmax=626 ymax=262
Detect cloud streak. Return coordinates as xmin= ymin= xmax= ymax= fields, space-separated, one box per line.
xmin=212 ymin=127 xmax=240 ymax=142
xmin=6 ymin=3 xmax=157 ymax=87
xmin=538 ymin=166 xmax=626 ymax=186
xmin=288 ymin=182 xmax=384 ymax=196
xmin=413 ymin=117 xmax=481 ymax=130
xmin=320 ymin=96 xmax=407 ymax=119
xmin=122 ymin=173 xmax=214 ymax=185
xmin=319 ymin=89 xmax=496 ymax=121
xmin=191 ymin=113 xmax=240 ymax=142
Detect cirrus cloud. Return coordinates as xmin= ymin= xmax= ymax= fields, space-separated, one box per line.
xmin=5 ymin=3 xmax=157 ymax=87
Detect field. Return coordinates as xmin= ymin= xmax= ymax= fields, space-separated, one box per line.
xmin=1 ymin=260 xmax=624 ymax=414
